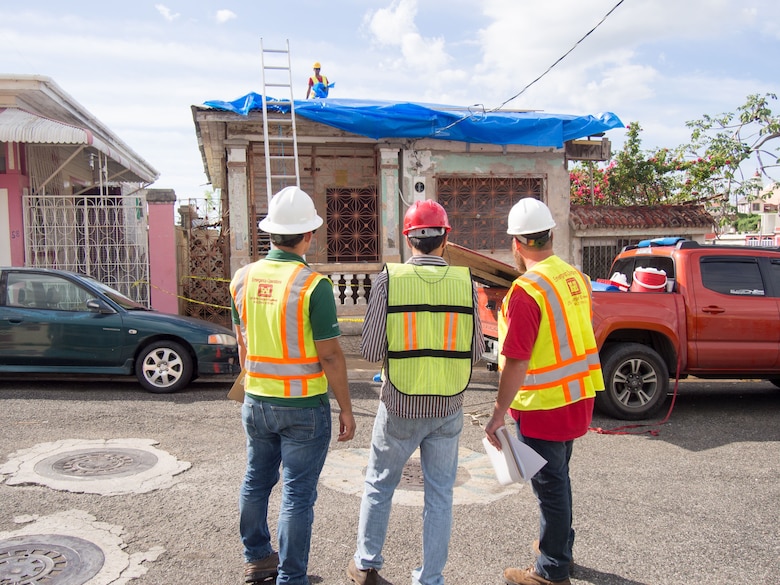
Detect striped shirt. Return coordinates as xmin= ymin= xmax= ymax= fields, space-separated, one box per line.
xmin=361 ymin=254 xmax=484 ymax=418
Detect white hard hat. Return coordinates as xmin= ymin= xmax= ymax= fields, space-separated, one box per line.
xmin=507 ymin=198 xmax=556 ymax=236
xmin=258 ymin=186 xmax=324 ymax=235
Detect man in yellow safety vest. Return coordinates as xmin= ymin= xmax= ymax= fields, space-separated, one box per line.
xmin=347 ymin=199 xmax=483 ymax=585
xmin=484 ymin=198 xmax=604 ymax=585
xmin=230 ymin=186 xmax=355 ymax=584
xmin=306 ymin=61 xmax=331 ymax=99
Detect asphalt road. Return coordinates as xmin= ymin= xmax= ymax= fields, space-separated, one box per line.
xmin=1 ymin=358 xmax=779 ymax=585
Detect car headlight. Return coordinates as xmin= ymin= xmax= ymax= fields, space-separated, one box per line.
xmin=208 ymin=334 xmax=237 ymax=346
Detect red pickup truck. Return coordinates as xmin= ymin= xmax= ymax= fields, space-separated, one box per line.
xmin=470 ymin=238 xmax=780 ymax=420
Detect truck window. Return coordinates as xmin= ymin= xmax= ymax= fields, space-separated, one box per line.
xmin=610 ymin=257 xmax=674 ymax=284
xmin=770 ymin=260 xmax=780 ymax=297
xmin=700 ymin=258 xmax=765 ymax=296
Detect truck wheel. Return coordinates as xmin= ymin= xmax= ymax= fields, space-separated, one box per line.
xmin=596 ymin=343 xmax=669 ymax=420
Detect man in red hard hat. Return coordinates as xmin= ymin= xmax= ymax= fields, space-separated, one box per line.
xmin=347 ymin=199 xmax=483 ymax=585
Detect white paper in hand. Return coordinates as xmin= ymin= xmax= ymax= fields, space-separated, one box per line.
xmin=482 ymin=426 xmax=547 ymax=485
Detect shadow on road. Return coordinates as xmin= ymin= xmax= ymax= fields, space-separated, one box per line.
xmin=591 ymin=379 xmax=780 ymax=451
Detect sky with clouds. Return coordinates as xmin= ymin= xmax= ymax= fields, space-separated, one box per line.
xmin=1 ymin=0 xmax=779 ymax=200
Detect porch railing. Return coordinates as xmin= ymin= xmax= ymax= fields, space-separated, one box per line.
xmin=313 ymin=264 xmax=382 ymax=317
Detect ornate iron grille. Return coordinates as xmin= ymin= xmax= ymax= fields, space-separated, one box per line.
xmin=22 ymin=190 xmax=150 ymax=306
xmin=437 ymin=176 xmax=544 ymax=252
xmin=252 ymin=215 xmax=271 ymax=260
xmin=326 ymin=187 xmax=379 ymax=262
xmin=581 ymin=240 xmax=626 ymax=280
xmin=178 ymin=198 xmax=231 ymax=328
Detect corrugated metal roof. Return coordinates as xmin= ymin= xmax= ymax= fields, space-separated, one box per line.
xmin=0 ymin=76 xmax=159 ymax=184
xmin=0 ymin=108 xmax=93 ymax=145
xmin=0 ymin=106 xmax=157 ymax=183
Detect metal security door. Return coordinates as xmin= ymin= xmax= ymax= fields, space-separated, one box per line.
xmin=22 ymin=190 xmax=151 ymax=306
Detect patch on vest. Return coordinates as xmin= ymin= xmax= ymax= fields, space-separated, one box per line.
xmin=566 ymin=277 xmax=581 ymax=296
xmin=257 ymin=283 xmax=274 ymax=298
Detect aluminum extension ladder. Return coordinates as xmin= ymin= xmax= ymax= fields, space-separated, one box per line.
xmin=259 ymin=38 xmax=301 ymax=204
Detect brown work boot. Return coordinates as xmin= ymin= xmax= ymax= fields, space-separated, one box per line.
xmin=504 ymin=565 xmax=571 ymax=585
xmin=346 ymin=558 xmax=379 ymax=585
xmin=244 ymin=552 xmax=279 ymax=583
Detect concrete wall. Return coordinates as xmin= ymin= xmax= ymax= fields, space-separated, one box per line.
xmin=232 ymin=124 xmax=572 ymax=270
xmin=0 ymin=142 xmax=29 ymax=266
xmin=146 ymin=189 xmax=179 ymax=314
xmin=400 ymin=139 xmax=570 ymax=265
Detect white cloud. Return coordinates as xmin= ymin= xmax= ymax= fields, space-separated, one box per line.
xmin=1 ymin=0 xmax=777 ymax=196
xmin=365 ymin=0 xmax=451 ymax=72
xmin=215 ymin=10 xmax=237 ymax=24
xmin=154 ymin=4 xmax=179 ymax=22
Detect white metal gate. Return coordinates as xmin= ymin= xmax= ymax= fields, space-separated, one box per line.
xmin=22 ymin=191 xmax=151 ymax=306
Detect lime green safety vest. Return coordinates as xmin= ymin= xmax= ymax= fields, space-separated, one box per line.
xmin=498 ymin=256 xmax=604 ymax=411
xmin=385 ymin=263 xmax=474 ymax=396
xmin=230 ymin=259 xmax=329 ymax=398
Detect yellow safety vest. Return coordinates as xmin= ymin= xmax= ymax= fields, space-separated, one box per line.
xmin=385 ymin=263 xmax=474 ymax=396
xmin=230 ymin=259 xmax=329 ymax=398
xmin=308 ymin=75 xmax=329 ymax=97
xmin=498 ymin=256 xmax=604 ymax=410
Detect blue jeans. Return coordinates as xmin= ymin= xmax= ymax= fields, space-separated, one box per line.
xmin=354 ymin=402 xmax=463 ymax=585
xmin=517 ymin=425 xmax=575 ymax=582
xmin=240 ymin=394 xmax=331 ymax=585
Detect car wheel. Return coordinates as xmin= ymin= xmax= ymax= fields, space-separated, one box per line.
xmin=596 ymin=342 xmax=669 ymax=420
xmin=135 ymin=340 xmax=193 ymax=394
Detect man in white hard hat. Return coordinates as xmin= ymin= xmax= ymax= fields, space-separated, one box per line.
xmin=230 ymin=186 xmax=355 ymax=584
xmin=484 ymin=198 xmax=604 ymax=585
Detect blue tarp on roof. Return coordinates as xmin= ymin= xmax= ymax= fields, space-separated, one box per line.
xmin=203 ymin=93 xmax=624 ymax=148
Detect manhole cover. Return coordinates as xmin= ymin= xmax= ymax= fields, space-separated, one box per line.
xmin=0 ymin=534 xmax=104 ymax=585
xmin=398 ymin=459 xmax=470 ymax=491
xmin=34 ymin=448 xmax=158 ymax=480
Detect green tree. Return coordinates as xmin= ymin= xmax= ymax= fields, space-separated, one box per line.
xmin=570 ymin=93 xmax=779 ymax=227
xmin=569 ymin=122 xmax=684 ymax=206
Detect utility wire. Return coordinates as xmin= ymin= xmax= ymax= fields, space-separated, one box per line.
xmin=432 ymin=0 xmax=627 ymax=137
xmin=492 ymin=0 xmax=627 ymax=112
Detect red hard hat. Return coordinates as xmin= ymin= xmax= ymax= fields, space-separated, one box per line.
xmin=403 ymin=200 xmax=451 ymax=236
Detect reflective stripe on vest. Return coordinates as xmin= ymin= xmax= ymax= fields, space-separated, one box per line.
xmin=230 ymin=260 xmax=328 ymax=398
xmin=498 ymin=256 xmax=604 ymax=410
xmin=385 ymin=263 xmax=474 ymax=396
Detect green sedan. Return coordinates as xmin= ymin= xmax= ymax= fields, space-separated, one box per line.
xmin=0 ymin=267 xmax=239 ymax=393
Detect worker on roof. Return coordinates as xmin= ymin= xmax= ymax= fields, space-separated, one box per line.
xmin=306 ymin=61 xmax=333 ymax=99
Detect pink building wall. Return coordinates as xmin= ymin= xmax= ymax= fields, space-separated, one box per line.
xmin=1 ymin=142 xmax=177 ymax=310
xmin=146 ymin=189 xmax=179 ymax=314
xmin=1 ymin=142 xmax=29 ymax=266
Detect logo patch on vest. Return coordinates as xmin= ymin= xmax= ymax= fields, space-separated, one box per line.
xmin=257 ymin=283 xmax=274 ymax=298
xmin=566 ymin=277 xmax=581 ymax=296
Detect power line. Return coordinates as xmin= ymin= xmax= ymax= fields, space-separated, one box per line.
xmin=432 ymin=0 xmax=628 ymax=138
xmin=491 ymin=0 xmax=627 ymax=112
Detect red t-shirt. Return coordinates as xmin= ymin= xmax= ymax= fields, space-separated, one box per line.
xmin=502 ymin=285 xmax=594 ymax=441
xmin=308 ymin=74 xmax=326 ymax=88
